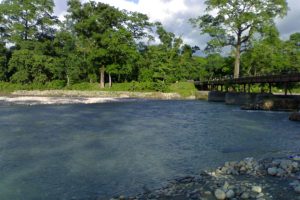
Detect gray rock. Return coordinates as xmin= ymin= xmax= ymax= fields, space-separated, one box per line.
xmin=214 ymin=189 xmax=226 ymax=200
xmin=241 ymin=192 xmax=250 ymax=199
xmin=276 ymin=168 xmax=285 ymax=176
xmin=226 ymin=189 xmax=235 ymax=198
xmin=292 ymin=162 xmax=299 ymax=169
xmin=290 ymin=181 xmax=300 ymax=187
xmin=280 ymin=160 xmax=293 ymax=171
xmin=223 ymin=181 xmax=230 ymax=191
xmin=251 ymin=186 xmax=262 ymax=193
xmin=257 ymin=193 xmax=264 ymax=198
xmin=267 ymin=167 xmax=277 ymax=176
xmin=295 ymin=186 xmax=300 ymax=193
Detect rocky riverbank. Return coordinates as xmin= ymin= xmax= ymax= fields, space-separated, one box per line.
xmin=110 ymin=156 xmax=300 ymax=200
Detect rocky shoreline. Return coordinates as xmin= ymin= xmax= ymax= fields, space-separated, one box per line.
xmin=110 ymin=156 xmax=300 ymax=200
xmin=10 ymin=90 xmax=188 ymax=100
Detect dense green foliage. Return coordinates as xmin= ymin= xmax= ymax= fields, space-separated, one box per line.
xmin=0 ymin=0 xmax=205 ymax=91
xmin=0 ymin=0 xmax=299 ymax=93
xmin=190 ymin=0 xmax=288 ymax=78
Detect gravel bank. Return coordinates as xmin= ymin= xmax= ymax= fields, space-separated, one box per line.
xmin=110 ymin=156 xmax=300 ymax=200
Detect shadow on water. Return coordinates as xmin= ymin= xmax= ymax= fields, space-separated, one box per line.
xmin=0 ymin=100 xmax=299 ymax=199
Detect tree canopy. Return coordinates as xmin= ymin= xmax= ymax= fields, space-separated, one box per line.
xmin=190 ymin=0 xmax=288 ymax=78
xmin=0 ymin=0 xmax=299 ymax=92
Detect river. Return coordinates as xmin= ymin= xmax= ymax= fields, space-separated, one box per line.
xmin=0 ymin=100 xmax=299 ymax=199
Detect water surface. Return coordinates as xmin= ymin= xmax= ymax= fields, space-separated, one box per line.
xmin=0 ymin=100 xmax=299 ymax=199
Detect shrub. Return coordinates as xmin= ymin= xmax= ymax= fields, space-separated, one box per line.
xmin=46 ymin=80 xmax=66 ymax=89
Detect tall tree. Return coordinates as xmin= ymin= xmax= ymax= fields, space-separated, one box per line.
xmin=241 ymin=26 xmax=295 ymax=76
xmin=190 ymin=0 xmax=288 ymax=78
xmin=67 ymin=0 xmax=152 ymax=88
xmin=0 ymin=42 xmax=7 ymax=80
xmin=67 ymin=0 xmax=126 ymax=88
xmin=1 ymin=0 xmax=56 ymax=43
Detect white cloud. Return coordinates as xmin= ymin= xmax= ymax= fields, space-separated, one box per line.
xmin=53 ymin=0 xmax=300 ymax=50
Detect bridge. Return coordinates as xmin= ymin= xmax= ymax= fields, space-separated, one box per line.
xmin=194 ymin=73 xmax=300 ymax=95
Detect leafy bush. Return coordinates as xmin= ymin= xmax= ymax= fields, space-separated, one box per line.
xmin=67 ymin=82 xmax=100 ymax=90
xmin=46 ymin=80 xmax=66 ymax=89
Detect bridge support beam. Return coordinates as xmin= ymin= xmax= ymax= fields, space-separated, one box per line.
xmin=284 ymin=82 xmax=288 ymax=96
xmin=248 ymin=84 xmax=251 ymax=93
xmin=269 ymin=83 xmax=272 ymax=94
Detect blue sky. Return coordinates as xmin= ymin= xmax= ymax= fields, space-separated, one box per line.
xmin=125 ymin=0 xmax=139 ymax=3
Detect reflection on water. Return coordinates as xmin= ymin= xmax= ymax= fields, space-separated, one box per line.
xmin=0 ymin=100 xmax=299 ymax=199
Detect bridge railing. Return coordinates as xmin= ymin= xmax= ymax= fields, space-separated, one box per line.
xmin=196 ymin=72 xmax=300 ymax=85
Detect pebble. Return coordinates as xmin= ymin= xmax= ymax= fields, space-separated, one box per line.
xmin=226 ymin=189 xmax=235 ymax=198
xmin=123 ymin=157 xmax=300 ymax=200
xmin=280 ymin=160 xmax=293 ymax=171
xmin=257 ymin=193 xmax=264 ymax=198
xmin=295 ymin=186 xmax=300 ymax=193
xmin=251 ymin=186 xmax=262 ymax=193
xmin=241 ymin=192 xmax=250 ymax=199
xmin=223 ymin=181 xmax=230 ymax=191
xmin=214 ymin=189 xmax=226 ymax=200
xmin=267 ymin=167 xmax=277 ymax=176
xmin=276 ymin=168 xmax=285 ymax=176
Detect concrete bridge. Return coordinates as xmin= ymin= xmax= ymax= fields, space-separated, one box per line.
xmin=194 ymin=73 xmax=300 ymax=95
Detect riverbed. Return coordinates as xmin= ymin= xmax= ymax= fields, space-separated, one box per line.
xmin=0 ymin=100 xmax=299 ymax=199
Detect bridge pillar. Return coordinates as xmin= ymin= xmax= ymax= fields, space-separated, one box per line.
xmin=269 ymin=83 xmax=272 ymax=94
xmin=284 ymin=82 xmax=288 ymax=96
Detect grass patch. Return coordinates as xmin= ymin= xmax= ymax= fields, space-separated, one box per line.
xmin=169 ymin=82 xmax=197 ymax=97
xmin=0 ymin=81 xmax=197 ymax=97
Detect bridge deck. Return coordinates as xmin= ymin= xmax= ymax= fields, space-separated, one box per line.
xmin=195 ymin=73 xmax=300 ymax=86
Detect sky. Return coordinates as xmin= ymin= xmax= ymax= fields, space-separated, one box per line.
xmin=53 ymin=0 xmax=300 ymax=50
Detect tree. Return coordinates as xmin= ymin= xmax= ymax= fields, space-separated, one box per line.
xmin=67 ymin=0 xmax=127 ymax=88
xmin=1 ymin=0 xmax=56 ymax=43
xmin=205 ymin=53 xmax=233 ymax=79
xmin=190 ymin=0 xmax=288 ymax=78
xmin=241 ymin=27 xmax=298 ymax=76
xmin=104 ymin=28 xmax=139 ymax=86
xmin=67 ymin=0 xmax=153 ymax=88
xmin=0 ymin=42 xmax=7 ymax=80
xmin=285 ymin=33 xmax=300 ymax=71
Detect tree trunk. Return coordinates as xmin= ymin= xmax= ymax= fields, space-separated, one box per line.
xmin=234 ymin=35 xmax=241 ymax=79
xmin=67 ymin=74 xmax=70 ymax=87
xmin=100 ymin=66 xmax=105 ymax=88
xmin=108 ymin=73 xmax=112 ymax=88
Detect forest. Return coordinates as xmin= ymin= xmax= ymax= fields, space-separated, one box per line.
xmin=0 ymin=0 xmax=299 ymax=91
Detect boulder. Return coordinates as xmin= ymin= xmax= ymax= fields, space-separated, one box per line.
xmin=289 ymin=112 xmax=300 ymax=121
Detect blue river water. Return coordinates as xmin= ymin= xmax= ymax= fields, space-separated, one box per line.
xmin=0 ymin=100 xmax=299 ymax=200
